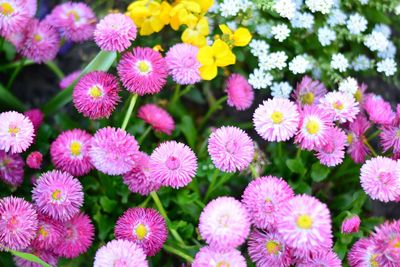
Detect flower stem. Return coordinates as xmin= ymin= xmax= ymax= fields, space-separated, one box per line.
xmin=364 ymin=139 xmax=378 ymax=157
xmin=138 ymin=125 xmax=152 ymax=144
xmin=199 ymin=96 xmax=228 ymax=129
xmin=368 ymin=129 xmax=380 ymax=141
xmin=121 ymin=94 xmax=138 ymax=130
xmin=163 ymin=244 xmax=193 ymax=263
xmin=249 ymin=164 xmax=258 ymax=178
xmin=6 ymin=58 xmax=26 ymax=90
xmin=204 ymin=169 xmax=220 ymax=202
xmin=46 ymin=61 xmax=64 ymax=80
xmin=171 ymin=84 xmax=181 ymax=105
xmin=0 ymin=59 xmax=34 ymax=72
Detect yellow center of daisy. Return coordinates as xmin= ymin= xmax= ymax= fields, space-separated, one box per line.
xmin=296 ymin=214 xmax=313 ymax=229
xmin=265 ymin=197 xmax=271 ymax=203
xmin=39 ymin=226 xmax=48 ymax=237
xmin=306 ymin=120 xmax=320 ymax=135
xmin=370 ymin=254 xmax=379 ymax=267
xmin=396 ymin=130 xmax=400 ymax=138
xmin=0 ymin=3 xmax=14 ymax=16
xmin=347 ymin=134 xmax=354 ymax=144
xmin=301 ymin=92 xmax=315 ymax=105
xmin=332 ymin=100 xmax=344 ymax=110
xmin=354 ymin=89 xmax=362 ymax=103
xmin=67 ymin=10 xmax=80 ymax=21
xmin=89 ymin=85 xmax=102 ymax=99
xmin=51 ymin=189 xmax=62 ymax=200
xmin=216 ymin=261 xmax=230 ymax=267
xmin=8 ymin=126 xmax=19 ymax=136
xmin=137 ymin=60 xmax=151 ymax=74
xmin=1 ymin=158 xmax=11 ymax=167
xmin=265 ymin=240 xmax=281 ymax=255
xmin=135 ymin=224 xmax=148 ymax=240
xmin=34 ymin=34 xmax=42 ymax=42
xmin=271 ymin=111 xmax=284 ymax=124
xmin=70 ymin=141 xmax=82 ymax=156
xmin=219 ymin=214 xmax=230 ymax=227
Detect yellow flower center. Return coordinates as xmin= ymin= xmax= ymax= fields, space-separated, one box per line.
xmin=347 ymin=134 xmax=354 ymax=144
xmin=39 ymin=226 xmax=48 ymax=237
xmin=271 ymin=111 xmax=284 ymax=124
xmin=67 ymin=10 xmax=80 ymax=21
xmin=89 ymin=86 xmax=102 ymax=99
xmin=0 ymin=3 xmax=14 ymax=16
xmin=296 ymin=214 xmax=313 ymax=229
xmin=394 ymin=240 xmax=400 ymax=248
xmin=370 ymin=254 xmax=379 ymax=267
xmin=306 ymin=120 xmax=320 ymax=135
xmin=135 ymin=224 xmax=148 ymax=240
xmin=354 ymin=89 xmax=362 ymax=103
xmin=396 ymin=130 xmax=400 ymax=138
xmin=216 ymin=261 xmax=230 ymax=267
xmin=8 ymin=126 xmax=19 ymax=136
xmin=265 ymin=197 xmax=271 ymax=203
xmin=51 ymin=189 xmax=62 ymax=201
xmin=332 ymin=100 xmax=344 ymax=110
xmin=34 ymin=34 xmax=42 ymax=42
xmin=70 ymin=141 xmax=82 ymax=156
xmin=137 ymin=60 xmax=151 ymax=74
xmin=301 ymin=92 xmax=315 ymax=105
xmin=265 ymin=240 xmax=281 ymax=255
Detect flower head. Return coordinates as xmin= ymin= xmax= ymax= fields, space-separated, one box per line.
xmin=372 ymin=220 xmax=400 ymax=266
xmin=341 ymin=215 xmax=361 ymax=234
xmin=0 ymin=111 xmax=34 ymax=153
xmin=319 ymin=91 xmax=359 ymax=123
xmin=0 ymin=0 xmax=32 ymax=36
xmin=346 ymin=115 xmax=370 ymax=163
xmin=192 ymin=246 xmax=247 ymax=267
xmin=218 ymin=24 xmax=252 ymax=47
xmin=24 ymin=109 xmax=44 ymax=133
xmin=297 ymin=250 xmax=341 ymax=267
xmin=364 ymin=94 xmax=395 ymax=125
xmin=315 ymin=127 xmax=347 ymax=167
xmin=225 ymin=74 xmax=254 ymax=111
xmin=26 ymin=151 xmax=43 ymax=170
xmin=31 ymin=213 xmax=65 ymax=251
xmin=137 ymin=104 xmax=175 ymax=135
xmin=59 ymin=70 xmax=80 ymax=90
xmin=348 ymin=237 xmax=380 ymax=267
xmin=0 ymin=150 xmax=24 ymax=186
xmin=293 ymin=76 xmax=327 ymax=107
xmin=380 ymin=125 xmax=400 ymax=154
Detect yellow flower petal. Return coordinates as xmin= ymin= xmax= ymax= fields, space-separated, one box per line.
xmin=197 ymin=46 xmax=214 ymax=66
xmin=200 ymin=64 xmax=218 ymax=80
xmin=212 ymin=40 xmax=236 ymax=66
xmin=140 ymin=20 xmax=154 ymax=35
xmin=150 ymin=17 xmax=165 ymax=32
xmin=219 ymin=24 xmax=232 ymax=36
xmin=233 ymin=27 xmax=252 ymax=47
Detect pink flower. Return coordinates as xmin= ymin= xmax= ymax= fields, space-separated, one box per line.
xmin=31 ymin=213 xmax=65 ymax=251
xmin=360 ymin=156 xmax=400 ymax=202
xmin=0 ymin=111 xmax=34 ymax=153
xmin=315 ymin=127 xmax=347 ymax=167
xmin=50 ymin=129 xmax=93 ymax=177
xmin=165 ymin=43 xmax=201 ymax=85
xmin=0 ymin=0 xmax=32 ymax=36
xmin=199 ymin=197 xmax=250 ymax=251
xmin=46 ymin=2 xmax=96 ymax=42
xmin=24 ymin=109 xmax=44 ymax=133
xmin=94 ymin=239 xmax=148 ymax=267
xmin=138 ymin=104 xmax=175 ymax=135
xmin=123 ymin=152 xmax=161 ymax=196
xmin=276 ymin=195 xmax=333 ymax=257
xmin=297 ymin=250 xmax=341 ymax=267
xmin=53 ymin=212 xmax=94 ymax=258
xmin=117 ymin=47 xmax=168 ymax=95
xmin=341 ymin=215 xmax=361 ymax=234
xmin=364 ymin=94 xmax=395 ymax=125
xmin=380 ymin=124 xmax=400 ymax=154
xmin=89 ymin=127 xmax=139 ymax=175
xmin=192 ymin=246 xmax=246 ymax=267
xmin=348 ymin=237 xmax=380 ymax=267
xmin=73 ymin=71 xmax=120 ymax=119
xmin=242 ymin=175 xmax=294 ymax=229
xmin=346 ymin=115 xmax=370 ymax=163
xmin=94 ymin=13 xmax=137 ymax=52
xmin=4 ymin=28 xmax=27 ymax=50
xmin=59 ymin=70 xmax=80 ymax=90
xmin=372 ymin=220 xmax=400 ymax=267
xmin=225 ymin=74 xmax=254 ymax=111
xmin=0 ymin=196 xmax=38 ymax=250
xmin=26 ymin=151 xmax=43 ymax=169
xmin=20 ymin=19 xmax=60 ymax=63
xmin=354 ymin=83 xmax=367 ymax=106
xmin=208 ymin=126 xmax=254 ymax=172
xmin=115 ymin=208 xmax=167 ymax=256
xmin=149 ymin=141 xmax=197 ymax=188
xmin=13 ymin=248 xmax=58 ymax=267
xmin=0 ymin=150 xmax=24 ymax=186
xmin=248 ymin=229 xmax=292 ymax=267
xmin=295 ymin=105 xmax=333 ymax=151
xmin=253 ymin=98 xmax=300 ymax=141
xmin=32 ymin=170 xmax=83 ymax=222
xmin=319 ymin=91 xmax=359 ymax=123
xmin=292 ymin=76 xmax=327 ymax=107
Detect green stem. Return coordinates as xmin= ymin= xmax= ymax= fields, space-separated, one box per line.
xmin=46 ymin=61 xmax=64 ymax=79
xmin=296 ymin=148 xmax=302 ymax=159
xmin=121 ymin=94 xmax=138 ymax=130
xmin=6 ymin=58 xmax=26 ymax=90
xmin=138 ymin=125 xmax=152 ymax=144
xmin=204 ymin=169 xmax=220 ymax=202
xmin=139 ymin=196 xmax=151 ymax=208
xmin=368 ymin=129 xmax=380 ymax=141
xmin=249 ymin=164 xmax=258 ymax=178
xmin=278 ymin=142 xmax=283 ymax=158
xmin=171 ymin=84 xmax=181 ymax=105
xmin=199 ymin=96 xmax=228 ymax=129
xmin=364 ymin=140 xmax=378 ymax=157
xmin=163 ymin=244 xmax=193 ymax=263
xmin=0 ymin=59 xmax=34 ymax=72
xmin=9 ymin=250 xmax=51 ymax=267
xmin=0 ymin=83 xmax=25 ymax=111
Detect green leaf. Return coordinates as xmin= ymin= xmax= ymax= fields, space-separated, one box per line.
xmin=99 ymin=196 xmax=117 ymax=213
xmin=178 ymin=115 xmax=197 ymax=149
xmin=9 ymin=250 xmax=52 ymax=267
xmin=42 ymin=51 xmax=117 ymax=115
xmin=286 ymin=158 xmax=306 ymax=175
xmin=311 ymin=163 xmax=331 ymax=182
xmin=0 ymin=83 xmax=25 ymax=111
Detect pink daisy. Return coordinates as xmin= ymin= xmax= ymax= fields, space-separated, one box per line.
xmin=292 ymin=76 xmax=327 ymax=107
xmin=364 ymin=94 xmax=395 ymax=125
xmin=32 ymin=170 xmax=83 ymax=222
xmin=26 ymin=151 xmax=42 ymax=170
xmin=348 ymin=237 xmax=380 ymax=267
xmin=24 ymin=109 xmax=44 ymax=133
xmin=94 ymin=13 xmax=137 ymax=52
xmin=360 ymin=156 xmax=400 ymax=202
xmin=53 ymin=212 xmax=94 ymax=258
xmin=315 ymin=127 xmax=347 ymax=167
xmin=341 ymin=215 xmax=361 ymax=234
xmin=94 ymin=239 xmax=148 ymax=267
xmin=115 ymin=207 xmax=167 ymax=256
xmin=123 ymin=152 xmax=161 ymax=196
xmin=208 ymin=126 xmax=254 ymax=173
xmin=0 ymin=0 xmax=31 ymax=36
xmin=192 ymin=246 xmax=246 ymax=267
xmin=14 ymin=248 xmax=58 ymax=267
xmin=50 ymin=129 xmax=93 ymax=177
xmin=59 ymin=70 xmax=81 ymax=90
xmin=0 ymin=196 xmax=38 ymax=250
xmin=149 ymin=141 xmax=197 ymax=188
xmin=0 ymin=111 xmax=34 ymax=153
xmin=294 ymin=105 xmax=333 ymax=151
xmin=276 ymin=195 xmax=333 ymax=257
xmin=253 ymin=98 xmax=300 ymax=142
xmin=297 ymin=250 xmax=341 ymax=267
xmin=225 ymin=74 xmax=254 ymax=111
xmin=372 ymin=220 xmax=400 ymax=267
xmin=0 ymin=150 xmax=24 ymax=186
xmin=199 ymin=196 xmax=250 ymax=251
xmin=165 ymin=43 xmax=201 ymax=85
xmin=89 ymin=127 xmax=139 ymax=175
xmin=248 ymin=229 xmax=292 ymax=267
xmin=20 ymin=19 xmax=60 ymax=63
xmin=380 ymin=125 xmax=400 ymax=154
xmin=137 ymin=104 xmax=175 ymax=135
xmin=73 ymin=71 xmax=120 ymax=119
xmin=346 ymin=115 xmax=370 ymax=164
xmin=242 ymin=175 xmax=294 ymax=229
xmin=46 ymin=2 xmax=96 ymax=42
xmin=117 ymin=47 xmax=168 ymax=95
xmin=319 ymin=91 xmax=359 ymax=123
xmin=31 ymin=213 xmax=65 ymax=251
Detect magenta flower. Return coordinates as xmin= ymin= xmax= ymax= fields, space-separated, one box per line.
xmin=341 ymin=215 xmax=361 ymax=234
xmin=94 ymin=239 xmax=148 ymax=267
xmin=138 ymin=104 xmax=175 ymax=135
xmin=32 ymin=170 xmax=83 ymax=222
xmin=53 ymin=212 xmax=94 ymax=258
xmin=115 ymin=207 xmax=167 ymax=256
xmin=89 ymin=127 xmax=139 ymax=175
xmin=253 ymin=98 xmax=300 ymax=142
xmin=24 ymin=109 xmax=44 ymax=133
xmin=292 ymin=76 xmax=327 ymax=107
xmin=26 ymin=151 xmax=43 ymax=170
xmin=165 ymin=43 xmax=201 ymax=85
xmin=13 ymin=248 xmax=58 ymax=267
xmin=315 ymin=127 xmax=347 ymax=167
xmin=364 ymin=94 xmax=396 ymax=125
xmin=372 ymin=220 xmax=400 ymax=267
xmin=348 ymin=237 xmax=379 ymax=267
xmin=319 ymin=91 xmax=360 ymax=123
xmin=0 ymin=111 xmax=34 ymax=153
xmin=117 ymin=47 xmax=168 ymax=95
xmin=0 ymin=0 xmax=31 ymax=36
xmin=50 ymin=129 xmax=93 ymax=177
xmin=192 ymin=246 xmax=246 ymax=267
xmin=225 ymin=74 xmax=254 ymax=111
xmin=73 ymin=71 xmax=120 ymax=119
xmin=149 ymin=141 xmax=197 ymax=188
xmin=199 ymin=197 xmax=250 ymax=251
xmin=0 ymin=150 xmax=24 ymax=186
xmin=297 ymin=250 xmax=341 ymax=267
xmin=346 ymin=115 xmax=370 ymax=163
xmin=0 ymin=196 xmax=38 ymax=250
xmin=380 ymin=124 xmax=400 ymax=154
xmin=242 ymin=175 xmax=294 ymax=229
xmin=31 ymin=213 xmax=65 ymax=251
xmin=208 ymin=126 xmax=254 ymax=173
xmin=94 ymin=13 xmax=137 ymax=52
xmin=59 ymin=70 xmax=81 ymax=90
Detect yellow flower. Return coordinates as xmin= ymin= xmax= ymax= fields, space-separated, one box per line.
xmin=218 ymin=24 xmax=252 ymax=47
xmin=197 ymin=39 xmax=236 ymax=80
xmin=170 ymin=0 xmax=201 ymax=30
xmin=181 ymin=16 xmax=209 ymax=47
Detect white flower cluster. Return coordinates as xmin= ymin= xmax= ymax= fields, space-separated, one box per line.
xmin=249 ymin=39 xmax=270 ymax=58
xmin=338 ymin=77 xmax=358 ymax=95
xmin=364 ymin=31 xmax=388 ymax=52
xmin=289 ymin=55 xmax=311 ymax=74
xmin=352 ymin=55 xmax=371 ymax=71
xmin=347 ymin=13 xmax=367 ymax=35
xmin=274 ymin=0 xmax=297 ymax=19
xmin=305 ymin=0 xmax=333 ymax=14
xmin=259 ymin=51 xmax=288 ymax=71
xmin=331 ymin=53 xmax=349 ymax=72
xmin=271 ymin=81 xmax=293 ymax=98
xmin=377 ymin=59 xmax=397 ymax=76
xmin=219 ymin=0 xmax=252 ymax=17
xmin=318 ymin=26 xmax=336 ymax=46
xmin=271 ymin=24 xmax=291 ymax=42
xmin=248 ymin=68 xmax=273 ymax=89
xmin=291 ymin=12 xmax=314 ymax=29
